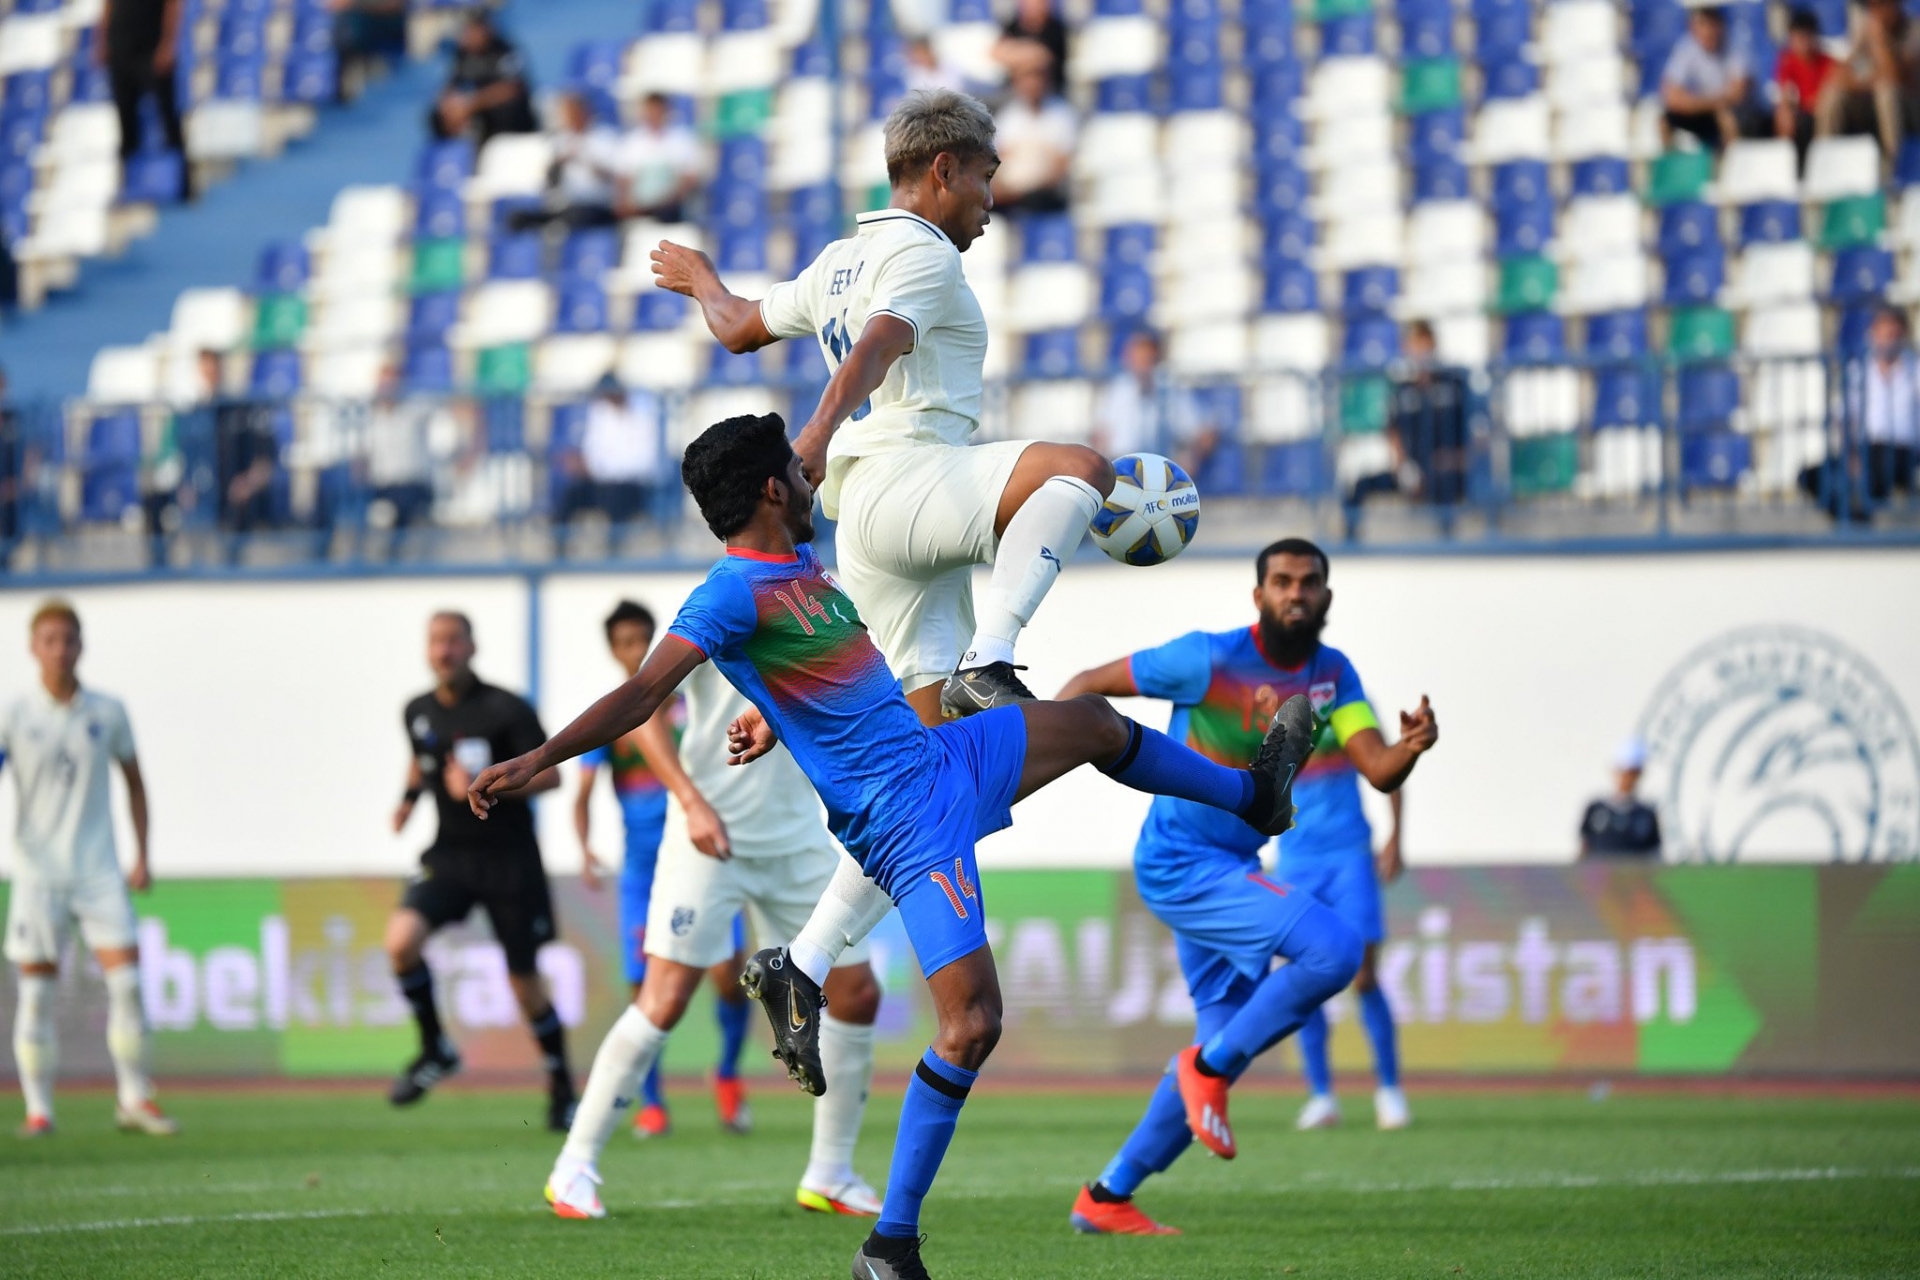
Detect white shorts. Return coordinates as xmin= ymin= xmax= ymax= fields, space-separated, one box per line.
xmin=5 ymin=869 xmax=138 ymax=965
xmin=645 ymin=838 xmax=875 ymax=972
xmin=832 ymin=439 xmax=1032 ymax=692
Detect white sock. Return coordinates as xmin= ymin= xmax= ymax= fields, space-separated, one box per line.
xmin=962 ymin=474 xmax=1102 ymax=670
xmin=104 ymin=965 xmax=152 ymax=1110
xmin=559 ymin=1005 xmax=669 ymax=1168
xmin=804 ymin=1014 xmax=875 ymax=1189
xmin=790 ymin=856 xmax=893 ymax=987
xmin=13 ymin=973 xmax=56 ymax=1122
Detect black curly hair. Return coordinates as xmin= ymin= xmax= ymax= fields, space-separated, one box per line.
xmin=681 ymin=413 xmax=794 ymax=539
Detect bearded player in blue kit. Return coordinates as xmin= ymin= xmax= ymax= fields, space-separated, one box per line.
xmin=1057 ymin=537 xmax=1439 ymax=1235
xmin=468 ymin=414 xmax=1320 ymax=1280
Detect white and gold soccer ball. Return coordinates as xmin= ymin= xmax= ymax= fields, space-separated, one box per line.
xmin=1090 ymin=453 xmax=1201 ymax=566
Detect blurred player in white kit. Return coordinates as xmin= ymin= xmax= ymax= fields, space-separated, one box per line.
xmin=3 ymin=600 xmax=175 ymax=1137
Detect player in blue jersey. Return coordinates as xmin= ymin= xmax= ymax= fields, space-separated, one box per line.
xmin=1058 ymin=537 xmax=1439 ymax=1235
xmin=573 ymin=600 xmax=752 ymax=1138
xmin=468 ymin=413 xmax=1318 ymax=1280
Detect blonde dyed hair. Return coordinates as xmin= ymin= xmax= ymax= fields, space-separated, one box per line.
xmin=883 ymin=88 xmax=997 ymax=185
xmin=29 ymin=598 xmax=79 ymax=637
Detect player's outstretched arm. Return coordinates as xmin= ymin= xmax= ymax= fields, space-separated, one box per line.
xmin=468 ymin=636 xmax=707 ymax=818
xmin=1056 ymin=658 xmax=1137 ymax=701
xmin=633 ymin=712 xmax=733 ymax=860
xmin=791 ymin=316 xmax=915 ymax=484
xmin=571 ymin=761 xmax=605 ymax=889
xmin=1343 ymin=695 xmax=1439 ymax=795
xmin=650 ymin=241 xmax=778 ymax=354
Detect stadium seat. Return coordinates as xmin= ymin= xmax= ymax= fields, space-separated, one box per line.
xmin=87 ymin=346 xmax=160 ymax=405
xmin=554 ymin=281 xmax=610 ymax=334
xmin=535 ymin=334 xmax=618 ymax=393
xmin=1492 ymin=160 xmax=1550 ymax=207
xmin=1662 ymin=247 xmax=1725 ymax=307
xmin=1739 ymin=200 xmax=1802 ymax=244
xmin=408 ymin=293 xmax=461 ymax=347
xmin=1830 ymin=246 xmax=1895 ymax=303
xmin=1100 ymin=263 xmax=1153 ymax=320
xmin=1260 ymin=439 xmax=1330 ymax=495
xmin=1399 ymin=15 xmax=1453 ymax=59
xmin=1021 ymin=212 xmax=1078 ymax=264
xmin=1570 ymin=157 xmax=1631 ymax=198
xmin=1724 ymin=241 xmax=1816 ymax=307
xmin=1803 ymin=137 xmax=1881 ymax=201
xmin=417 ymin=140 xmax=475 ymax=192
xmin=250 ymin=349 xmax=304 ymax=399
xmin=459 ymin=281 xmax=552 ymax=348
xmin=1467 ymin=96 xmax=1550 ymax=163
xmin=1648 ymin=149 xmax=1713 ymax=206
xmin=1342 ymin=265 xmax=1399 ymax=316
xmin=1558 ymin=196 xmax=1642 ymax=261
xmin=1819 ymin=194 xmax=1886 ymax=249
xmin=1413 ymin=157 xmax=1471 ymax=201
xmin=81 ymin=412 xmax=142 ymax=525
xmin=1680 ymin=431 xmax=1752 ymax=489
xmin=1559 ymin=253 xmax=1651 ymax=314
xmin=1586 ymin=309 xmax=1650 ymax=360
xmin=634 ymin=288 xmax=689 ymax=331
xmin=1592 ymin=367 xmax=1656 ymax=428
xmin=1657 ymin=201 xmax=1722 ymax=256
xmin=1743 ymin=303 xmax=1823 ymax=358
xmin=489 ymin=233 xmax=544 ymax=281
xmin=1504 ymin=311 xmax=1566 ymax=363
xmin=1714 ymin=139 xmax=1797 ymax=205
xmin=1343 ymin=314 xmax=1399 ymax=368
xmin=403 ymin=343 xmax=454 ymax=393
xmin=1495 ymin=199 xmax=1555 ymax=257
xmin=1668 ymin=306 xmax=1736 ymax=360
xmin=1678 ymin=364 xmax=1741 ymax=432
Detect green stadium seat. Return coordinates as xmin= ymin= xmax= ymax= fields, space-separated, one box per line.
xmin=1647 ymin=150 xmax=1713 ymax=207
xmin=715 ymin=89 xmax=773 ymax=139
xmin=1510 ymin=432 xmax=1580 ymax=495
xmin=1497 ymin=256 xmax=1557 ymax=313
xmin=410 ymin=238 xmax=467 ymax=294
xmin=1400 ymin=58 xmax=1462 ymax=113
xmin=1339 ymin=375 xmax=1389 ymax=433
xmin=477 ymin=343 xmax=532 ymax=395
xmin=1818 ymin=194 xmax=1886 ymax=250
xmin=1667 ymin=306 xmax=1736 ymax=360
xmin=251 ymin=293 xmax=307 ymax=350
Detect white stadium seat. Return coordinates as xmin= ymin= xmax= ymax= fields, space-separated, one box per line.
xmin=169 ymin=288 xmax=252 ymax=352
xmin=1007 ymin=263 xmax=1095 ymax=332
xmin=1071 ymin=16 xmax=1161 ymax=81
xmin=1163 ymin=111 xmax=1245 ymax=168
xmin=1724 ymin=242 xmax=1817 ymax=308
xmin=930 ymin=22 xmax=1003 ymax=83
xmin=1553 ymin=103 xmax=1631 ymax=161
xmin=1158 ymin=263 xmax=1257 ymax=326
xmin=1304 ymin=57 xmax=1392 ymax=119
xmin=87 ymin=345 xmax=160 ymax=404
xmin=456 ymin=281 xmax=553 ymax=348
xmin=304 ymin=296 xmax=403 ymax=350
xmin=1540 ymin=1 xmax=1618 ymax=64
xmin=1252 ymin=314 xmax=1331 ymax=369
xmin=328 ymin=186 xmax=412 ymax=244
xmin=1010 ymin=379 xmax=1096 ymax=444
xmin=1590 ymin=426 xmax=1662 ymax=496
xmin=1306 ymin=112 xmax=1395 ymax=170
xmin=1167 ymin=320 xmax=1248 ymax=376
xmin=535 ymin=334 xmax=620 ymax=394
xmin=1319 ymin=211 xmax=1405 ymax=269
xmin=622 ymin=33 xmax=706 ymax=98
xmin=1467 ymin=96 xmax=1552 ymax=164
xmin=1742 ymin=303 xmax=1824 ymax=358
xmin=1407 ymin=202 xmax=1488 ymax=264
xmin=1398 ymin=261 xmax=1490 ymax=317
xmin=187 ymin=100 xmax=265 ymax=161
xmin=310 ymin=348 xmax=386 ymax=401
xmin=467 ymin=133 xmax=555 ymax=201
xmin=1434 ymin=314 xmax=1491 ymax=368
xmin=619 ymin=333 xmax=701 ymax=390
xmin=1503 ymin=369 xmax=1583 ymax=436
xmin=708 ymin=31 xmax=781 ymax=93
xmin=1803 ymin=136 xmax=1881 ymax=201
xmin=1554 ymin=196 xmax=1643 ymax=262
xmin=1713 ymin=139 xmax=1798 ymax=204
xmin=0 ymin=14 xmax=64 ymax=76
xmin=1557 ymin=252 xmax=1651 ymax=313
xmin=41 ymin=104 xmax=121 ymax=164
xmin=1247 ymin=375 xmax=1320 ymax=442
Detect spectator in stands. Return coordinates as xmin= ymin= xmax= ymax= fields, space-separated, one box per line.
xmin=1816 ymin=0 xmax=1920 ymax=158
xmin=364 ymin=363 xmax=449 ymax=532
xmin=1093 ymin=329 xmax=1219 ymax=475
xmin=100 ymin=0 xmax=191 ymax=201
xmin=904 ymin=37 xmax=969 ymax=95
xmin=1579 ymin=739 xmax=1662 ymax=859
xmin=991 ymin=59 xmax=1076 ymax=216
xmin=615 ymin=93 xmax=703 ymax=224
xmin=1774 ymin=9 xmax=1837 ymax=164
xmin=327 ymin=0 xmax=408 ymax=102
xmin=1660 ymin=5 xmax=1761 ymax=152
xmin=554 ymin=375 xmax=665 ymax=541
xmin=1803 ymin=305 xmax=1919 ymax=519
xmin=996 ymin=0 xmax=1069 ymax=95
xmin=429 ymin=10 xmax=537 ymax=147
xmin=1379 ymin=320 xmax=1470 ymax=504
xmin=509 ymin=89 xmax=626 ymax=232
xmin=178 ymin=350 xmax=279 ymax=541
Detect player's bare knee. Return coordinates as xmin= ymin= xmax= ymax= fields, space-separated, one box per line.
xmin=1352 ymin=946 xmax=1380 ymax=993
xmin=825 ymin=965 xmax=882 ymax=1025
xmin=1056 ymin=445 xmax=1115 ymax=497
xmin=934 ymin=1002 xmax=1002 ymax=1071
xmin=1074 ymin=694 xmax=1131 ymax=762
xmin=384 ymin=912 xmax=425 ymax=969
xmin=507 ymin=973 xmax=548 ymax=1019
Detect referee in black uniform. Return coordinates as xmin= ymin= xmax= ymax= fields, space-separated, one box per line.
xmin=385 ymin=611 xmax=576 ymax=1129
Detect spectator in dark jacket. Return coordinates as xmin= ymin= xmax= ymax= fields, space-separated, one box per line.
xmin=1579 ymin=739 xmax=1663 ymax=859
xmin=430 ymin=11 xmax=536 ymax=146
xmin=99 ymin=0 xmax=190 ymax=199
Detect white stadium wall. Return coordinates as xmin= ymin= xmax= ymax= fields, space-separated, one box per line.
xmin=0 ymin=548 xmax=1914 ymax=878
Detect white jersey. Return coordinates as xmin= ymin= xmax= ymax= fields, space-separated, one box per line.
xmin=759 ymin=208 xmax=988 ymax=518
xmin=670 ymin=661 xmax=831 ymax=859
xmin=0 ymin=686 xmax=136 ymax=881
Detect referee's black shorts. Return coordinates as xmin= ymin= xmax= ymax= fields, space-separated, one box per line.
xmin=402 ymin=849 xmax=557 ymax=975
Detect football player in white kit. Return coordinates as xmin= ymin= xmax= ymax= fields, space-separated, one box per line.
xmin=545 ymin=649 xmax=884 ymax=1221
xmin=2 ymin=600 xmax=175 ymax=1137
xmin=651 ymin=87 xmax=1113 ymax=726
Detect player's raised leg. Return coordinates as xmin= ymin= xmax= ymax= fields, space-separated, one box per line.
xmin=943 ymin=444 xmax=1115 ymax=716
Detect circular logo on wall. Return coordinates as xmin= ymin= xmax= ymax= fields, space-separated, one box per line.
xmin=1637 ymin=626 xmax=1920 ymax=862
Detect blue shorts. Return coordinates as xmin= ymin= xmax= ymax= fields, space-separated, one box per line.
xmin=1143 ymin=858 xmax=1314 ymax=1009
xmin=1281 ymin=851 xmax=1384 ymax=945
xmin=859 ymin=705 xmax=1027 ymax=980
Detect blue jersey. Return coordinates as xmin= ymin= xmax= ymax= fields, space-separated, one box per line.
xmin=581 ymin=697 xmax=683 ymax=864
xmin=1130 ymin=628 xmax=1378 ymax=899
xmin=666 ymin=544 xmax=940 ymax=861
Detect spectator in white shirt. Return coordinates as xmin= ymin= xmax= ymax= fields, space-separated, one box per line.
xmin=555 ymin=375 xmax=664 ymax=539
xmin=904 ymin=37 xmax=969 ymax=95
xmin=364 ymin=362 xmax=458 ymax=530
xmin=991 ymin=58 xmax=1076 ymax=216
xmin=510 ymin=90 xmax=627 ymax=232
xmin=617 ymin=93 xmax=703 ymax=224
xmin=1093 ymin=330 xmax=1219 ymax=474
xmin=1660 ymin=6 xmax=1762 ymax=152
xmin=1804 ymin=305 xmax=1919 ymax=518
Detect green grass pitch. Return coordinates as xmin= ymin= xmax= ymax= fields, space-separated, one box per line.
xmin=2 ymin=1085 xmax=1916 ymax=1277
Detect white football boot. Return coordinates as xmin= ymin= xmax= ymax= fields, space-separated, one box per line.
xmin=115 ymin=1100 xmax=180 ymax=1135
xmin=1374 ymin=1086 xmax=1412 ymax=1130
xmin=1295 ymin=1093 xmax=1342 ymax=1130
xmin=545 ymin=1159 xmax=606 ymax=1219
xmin=796 ymin=1173 xmax=883 ymax=1216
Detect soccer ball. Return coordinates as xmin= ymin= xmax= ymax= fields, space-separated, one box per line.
xmin=1090 ymin=453 xmax=1201 ymax=566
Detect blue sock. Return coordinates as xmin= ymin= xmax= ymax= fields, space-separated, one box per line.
xmin=1099 ymin=719 xmax=1254 ymax=815
xmin=641 ymin=1059 xmax=664 ymax=1109
xmin=1199 ymin=904 xmax=1361 ymax=1078
xmin=715 ymin=995 xmax=749 ymax=1082
xmin=1096 ymin=996 xmax=1242 ymax=1197
xmin=1298 ymin=1005 xmax=1334 ymax=1096
xmin=1358 ymin=985 xmax=1400 ymax=1089
xmin=876 ymin=1049 xmax=977 ymax=1239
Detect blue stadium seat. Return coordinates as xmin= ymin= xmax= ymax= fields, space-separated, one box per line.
xmin=1170 ymin=25 xmax=1222 ymax=68
xmin=489 ymin=232 xmax=544 ymax=280
xmin=1677 ymin=364 xmax=1740 ymax=432
xmin=546 ymin=401 xmax=588 ymax=509
xmin=2 ymin=70 xmax=51 ymax=114
xmin=1398 ymin=0 xmax=1452 ymax=18
xmin=1319 ymin=14 xmax=1376 ymax=55
xmin=1662 ymin=247 xmax=1725 ymax=306
xmin=1495 ymin=199 xmax=1555 ymax=257
xmin=1805 ymin=0 xmax=1848 ymax=34
xmin=81 ymin=412 xmax=142 ymax=524
xmin=1 ymin=109 xmax=46 ymax=163
xmin=257 ymin=241 xmax=309 ymax=292
xmin=634 ymin=289 xmax=689 ymax=331
xmin=405 ymin=344 xmax=454 ymax=393
xmin=408 ymin=292 xmax=461 ymax=346
xmin=1344 ymin=315 xmax=1400 ymax=368
xmin=1739 ymin=199 xmax=1801 ymax=243
xmin=1400 ymin=13 xmax=1455 ymax=57
xmin=718 ymin=135 xmax=768 ymax=187
xmin=286 ymin=52 xmax=338 ymax=105
xmin=1260 ymin=440 xmax=1329 ymax=496
xmin=220 ymin=11 xmax=269 ymax=58
xmin=716 ymin=225 xmax=768 ymax=272
xmin=712 ymin=180 xmax=768 ymax=232
xmin=1021 ymin=212 xmax=1078 ymax=263
xmin=1096 ymin=75 xmax=1154 ymax=113
xmin=1681 ymin=432 xmax=1752 ymax=489
xmin=416 ymin=140 xmax=475 ymax=192
xmin=1106 ymin=223 xmax=1155 ymax=266
xmin=1482 ymin=54 xmax=1538 ymax=98
xmin=1244 ymin=21 xmax=1295 ymax=68
xmin=1191 ymin=384 xmax=1243 ymax=437
xmin=251 ymin=350 xmax=304 ymax=399
xmin=1408 ymin=108 xmax=1464 ymax=164
xmin=790 ymin=37 xmax=833 ymax=77
xmin=1194 ymin=440 xmax=1246 ymax=496
xmin=560 ymin=228 xmax=619 ymax=280
xmin=1263 ymin=261 xmax=1319 ymax=312
xmin=1504 ymin=311 xmax=1566 ymax=363
xmin=1414 ymin=158 xmax=1471 ymax=202
xmin=1249 ymin=58 xmax=1305 ymax=106
xmin=1023 ymin=329 xmax=1082 ymax=378
xmin=291 ymin=9 xmax=335 ymax=55
xmin=708 ymin=347 xmax=765 ymax=387
xmin=1571 ymin=157 xmax=1631 ymax=197
xmin=1658 ymin=201 xmax=1722 ymax=256
xmin=1169 ymin=66 xmax=1224 ymax=110
xmin=1586 ymin=309 xmax=1649 ymax=360
xmin=1592 ymin=368 xmax=1656 ymax=427
xmin=646 ymin=0 xmax=700 ymax=33
xmin=1256 ymin=163 xmax=1309 ymax=213
xmin=1477 ymin=8 xmax=1532 ymax=58
xmin=1837 ymin=304 xmax=1877 ymax=356
xmin=784 ymin=336 xmax=829 ymax=382
xmin=1343 ymin=265 xmax=1399 ymax=316
xmin=68 ymin=62 xmax=112 ymax=104
xmin=1101 ymin=263 xmax=1153 ymax=320
xmin=1171 ymin=0 xmax=1223 ymax=26
xmin=1253 ymin=114 xmax=1305 ymax=166
xmin=121 ymin=150 xmax=182 ymax=204
xmin=1492 ymin=160 xmax=1550 ymax=208
xmin=555 ymin=281 xmax=609 ymax=333
xmin=415 ymin=190 xmax=464 ymax=240
xmin=722 ymin=0 xmax=769 ymax=29
xmin=216 ymin=54 xmax=267 ymax=101
xmin=952 ymin=0 xmax=996 ymax=18
xmin=1261 ymin=210 xmax=1315 ymax=260
xmin=1830 ymin=246 xmax=1894 ymax=303
xmin=1896 ymin=139 xmax=1920 ymax=187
